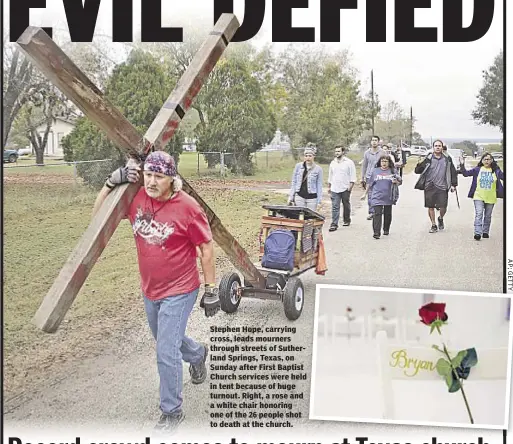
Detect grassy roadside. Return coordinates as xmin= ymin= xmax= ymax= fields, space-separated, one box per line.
xmin=6 ymin=150 xmax=425 ymax=186
xmin=3 ymin=180 xmax=284 ymax=396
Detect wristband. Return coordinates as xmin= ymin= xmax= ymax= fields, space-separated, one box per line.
xmin=105 ymin=179 xmax=115 ymax=190
xmin=205 ymin=283 xmax=216 ymax=288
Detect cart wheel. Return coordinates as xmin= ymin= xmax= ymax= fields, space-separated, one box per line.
xmin=283 ymin=277 xmax=304 ymax=321
xmin=219 ymin=272 xmax=242 ymax=314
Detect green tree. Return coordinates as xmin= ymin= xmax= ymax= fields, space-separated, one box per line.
xmin=125 ymin=38 xmax=279 ymax=175
xmin=453 ymin=140 xmax=479 ymax=157
xmin=278 ymin=46 xmax=373 ymax=161
xmin=411 ymin=132 xmax=426 ymax=145
xmin=4 ymin=29 xmax=117 ymax=158
xmin=374 ymin=101 xmax=412 ymax=145
xmin=195 ymin=55 xmax=276 ymax=174
xmin=3 ymin=39 xmax=37 ymax=148
xmin=472 ymin=51 xmax=503 ymax=134
xmin=63 ymin=49 xmax=184 ymax=188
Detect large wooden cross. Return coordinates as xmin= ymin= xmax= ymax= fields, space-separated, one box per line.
xmin=17 ymin=14 xmax=266 ymax=333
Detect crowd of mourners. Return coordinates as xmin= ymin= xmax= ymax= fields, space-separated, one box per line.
xmin=287 ymin=137 xmax=504 ymax=240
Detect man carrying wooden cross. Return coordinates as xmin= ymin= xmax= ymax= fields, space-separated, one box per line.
xmin=93 ymin=150 xmax=219 ymax=433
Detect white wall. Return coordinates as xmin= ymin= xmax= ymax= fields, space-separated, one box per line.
xmin=32 ymin=118 xmax=75 ymax=157
xmin=317 ymin=287 xmax=511 ymax=348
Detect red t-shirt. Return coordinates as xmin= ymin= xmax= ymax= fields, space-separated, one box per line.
xmin=126 ymin=188 xmax=212 ymax=300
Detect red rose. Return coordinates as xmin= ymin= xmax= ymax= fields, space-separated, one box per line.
xmin=419 ymin=302 xmax=448 ymax=325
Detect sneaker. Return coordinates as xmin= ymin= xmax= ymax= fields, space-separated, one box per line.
xmin=429 ymin=225 xmax=438 ymax=233
xmin=383 ymin=231 xmax=389 ymax=235
xmin=153 ymin=412 xmax=185 ymax=434
xmin=342 ymin=221 xmax=350 ymax=227
xmin=367 ymin=215 xmax=373 ymax=220
xmin=329 ymin=225 xmax=338 ymax=232
xmin=373 ymin=234 xmax=380 ymax=239
xmin=189 ymin=343 xmax=208 ymax=384
xmin=483 ymin=233 xmax=489 ymax=238
xmin=474 ymin=234 xmax=481 ymax=241
xmin=437 ymin=216 xmax=445 ymax=230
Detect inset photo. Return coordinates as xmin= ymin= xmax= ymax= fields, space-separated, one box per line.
xmin=309 ymin=285 xmax=512 ymax=429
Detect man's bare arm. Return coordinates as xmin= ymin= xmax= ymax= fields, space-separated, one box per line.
xmin=198 ymin=240 xmax=216 ymax=285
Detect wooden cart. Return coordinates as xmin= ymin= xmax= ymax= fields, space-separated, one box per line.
xmin=218 ymin=205 xmax=325 ymax=320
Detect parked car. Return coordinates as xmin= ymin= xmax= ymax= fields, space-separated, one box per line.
xmin=447 ymin=148 xmax=464 ymax=170
xmin=17 ymin=148 xmax=32 ymax=156
xmin=3 ymin=149 xmax=18 ymax=163
xmin=491 ymin=152 xmax=503 ymax=160
xmin=401 ymin=147 xmax=412 ymax=157
xmin=411 ymin=146 xmax=429 ymax=156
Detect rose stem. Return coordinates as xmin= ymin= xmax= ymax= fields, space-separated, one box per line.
xmin=436 ymin=326 xmax=475 ymax=424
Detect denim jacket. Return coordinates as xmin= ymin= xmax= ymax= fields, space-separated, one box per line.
xmin=289 ymin=162 xmax=324 ymax=205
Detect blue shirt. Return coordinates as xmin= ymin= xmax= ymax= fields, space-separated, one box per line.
xmin=368 ymin=168 xmax=400 ymax=206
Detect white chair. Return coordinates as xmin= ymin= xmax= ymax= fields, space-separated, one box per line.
xmin=332 ymin=314 xmax=366 ymax=341
xmin=376 ymin=330 xmax=509 ymax=421
xmin=399 ymin=317 xmax=424 ymax=343
xmin=368 ymin=315 xmax=400 ymax=340
xmin=317 ymin=314 xmax=329 ymax=340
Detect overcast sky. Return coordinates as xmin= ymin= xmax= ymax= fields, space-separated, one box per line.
xmin=4 ymin=0 xmax=504 ymax=140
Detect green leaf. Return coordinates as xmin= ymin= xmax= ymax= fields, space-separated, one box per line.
xmin=436 ymin=358 xmax=452 ymax=376
xmin=432 ymin=344 xmax=443 ymax=353
xmin=444 ymin=371 xmax=453 ymax=389
xmin=430 ymin=324 xmax=436 ymax=334
xmin=462 ymin=348 xmax=478 ymax=368
xmin=448 ymin=374 xmax=462 ymax=393
xmin=451 ymin=350 xmax=467 ymax=368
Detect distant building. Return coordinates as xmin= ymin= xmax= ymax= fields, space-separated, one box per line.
xmin=183 ymin=137 xmax=197 ymax=152
xmin=31 ymin=116 xmax=76 ymax=157
xmin=261 ymin=129 xmax=291 ymax=151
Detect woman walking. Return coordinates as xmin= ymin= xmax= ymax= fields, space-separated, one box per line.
xmin=368 ymin=156 xmax=402 ymax=239
xmin=288 ymin=145 xmax=324 ymax=211
xmin=459 ymin=152 xmax=504 ymax=240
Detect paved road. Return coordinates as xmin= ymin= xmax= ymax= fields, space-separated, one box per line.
xmin=321 ymin=171 xmax=504 ymax=293
xmin=4 ymin=171 xmax=504 ymax=437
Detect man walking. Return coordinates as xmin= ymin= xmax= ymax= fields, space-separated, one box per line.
xmin=328 ymin=145 xmax=356 ymax=231
xmin=361 ymin=135 xmax=386 ymax=220
xmin=395 ymin=144 xmax=408 ymax=177
xmin=414 ymin=140 xmax=458 ymax=233
xmin=93 ymin=151 xmax=219 ymax=434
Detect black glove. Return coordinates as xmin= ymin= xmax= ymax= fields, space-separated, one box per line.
xmin=105 ymin=159 xmax=140 ymax=189
xmin=200 ymin=287 xmax=220 ymax=317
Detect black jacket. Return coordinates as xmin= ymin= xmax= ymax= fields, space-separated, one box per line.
xmin=414 ymin=153 xmax=458 ymax=191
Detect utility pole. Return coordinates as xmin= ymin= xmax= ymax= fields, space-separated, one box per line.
xmin=410 ymin=106 xmax=413 ymax=147
xmin=371 ymin=70 xmax=375 ymax=135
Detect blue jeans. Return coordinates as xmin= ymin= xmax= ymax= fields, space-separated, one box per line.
xmin=331 ymin=190 xmax=351 ymax=226
xmin=473 ymin=200 xmax=495 ymax=235
xmin=143 ymin=289 xmax=205 ymax=415
xmin=294 ymin=194 xmax=318 ymax=211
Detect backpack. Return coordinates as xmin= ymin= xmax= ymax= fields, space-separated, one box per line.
xmin=261 ymin=229 xmax=296 ymax=271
